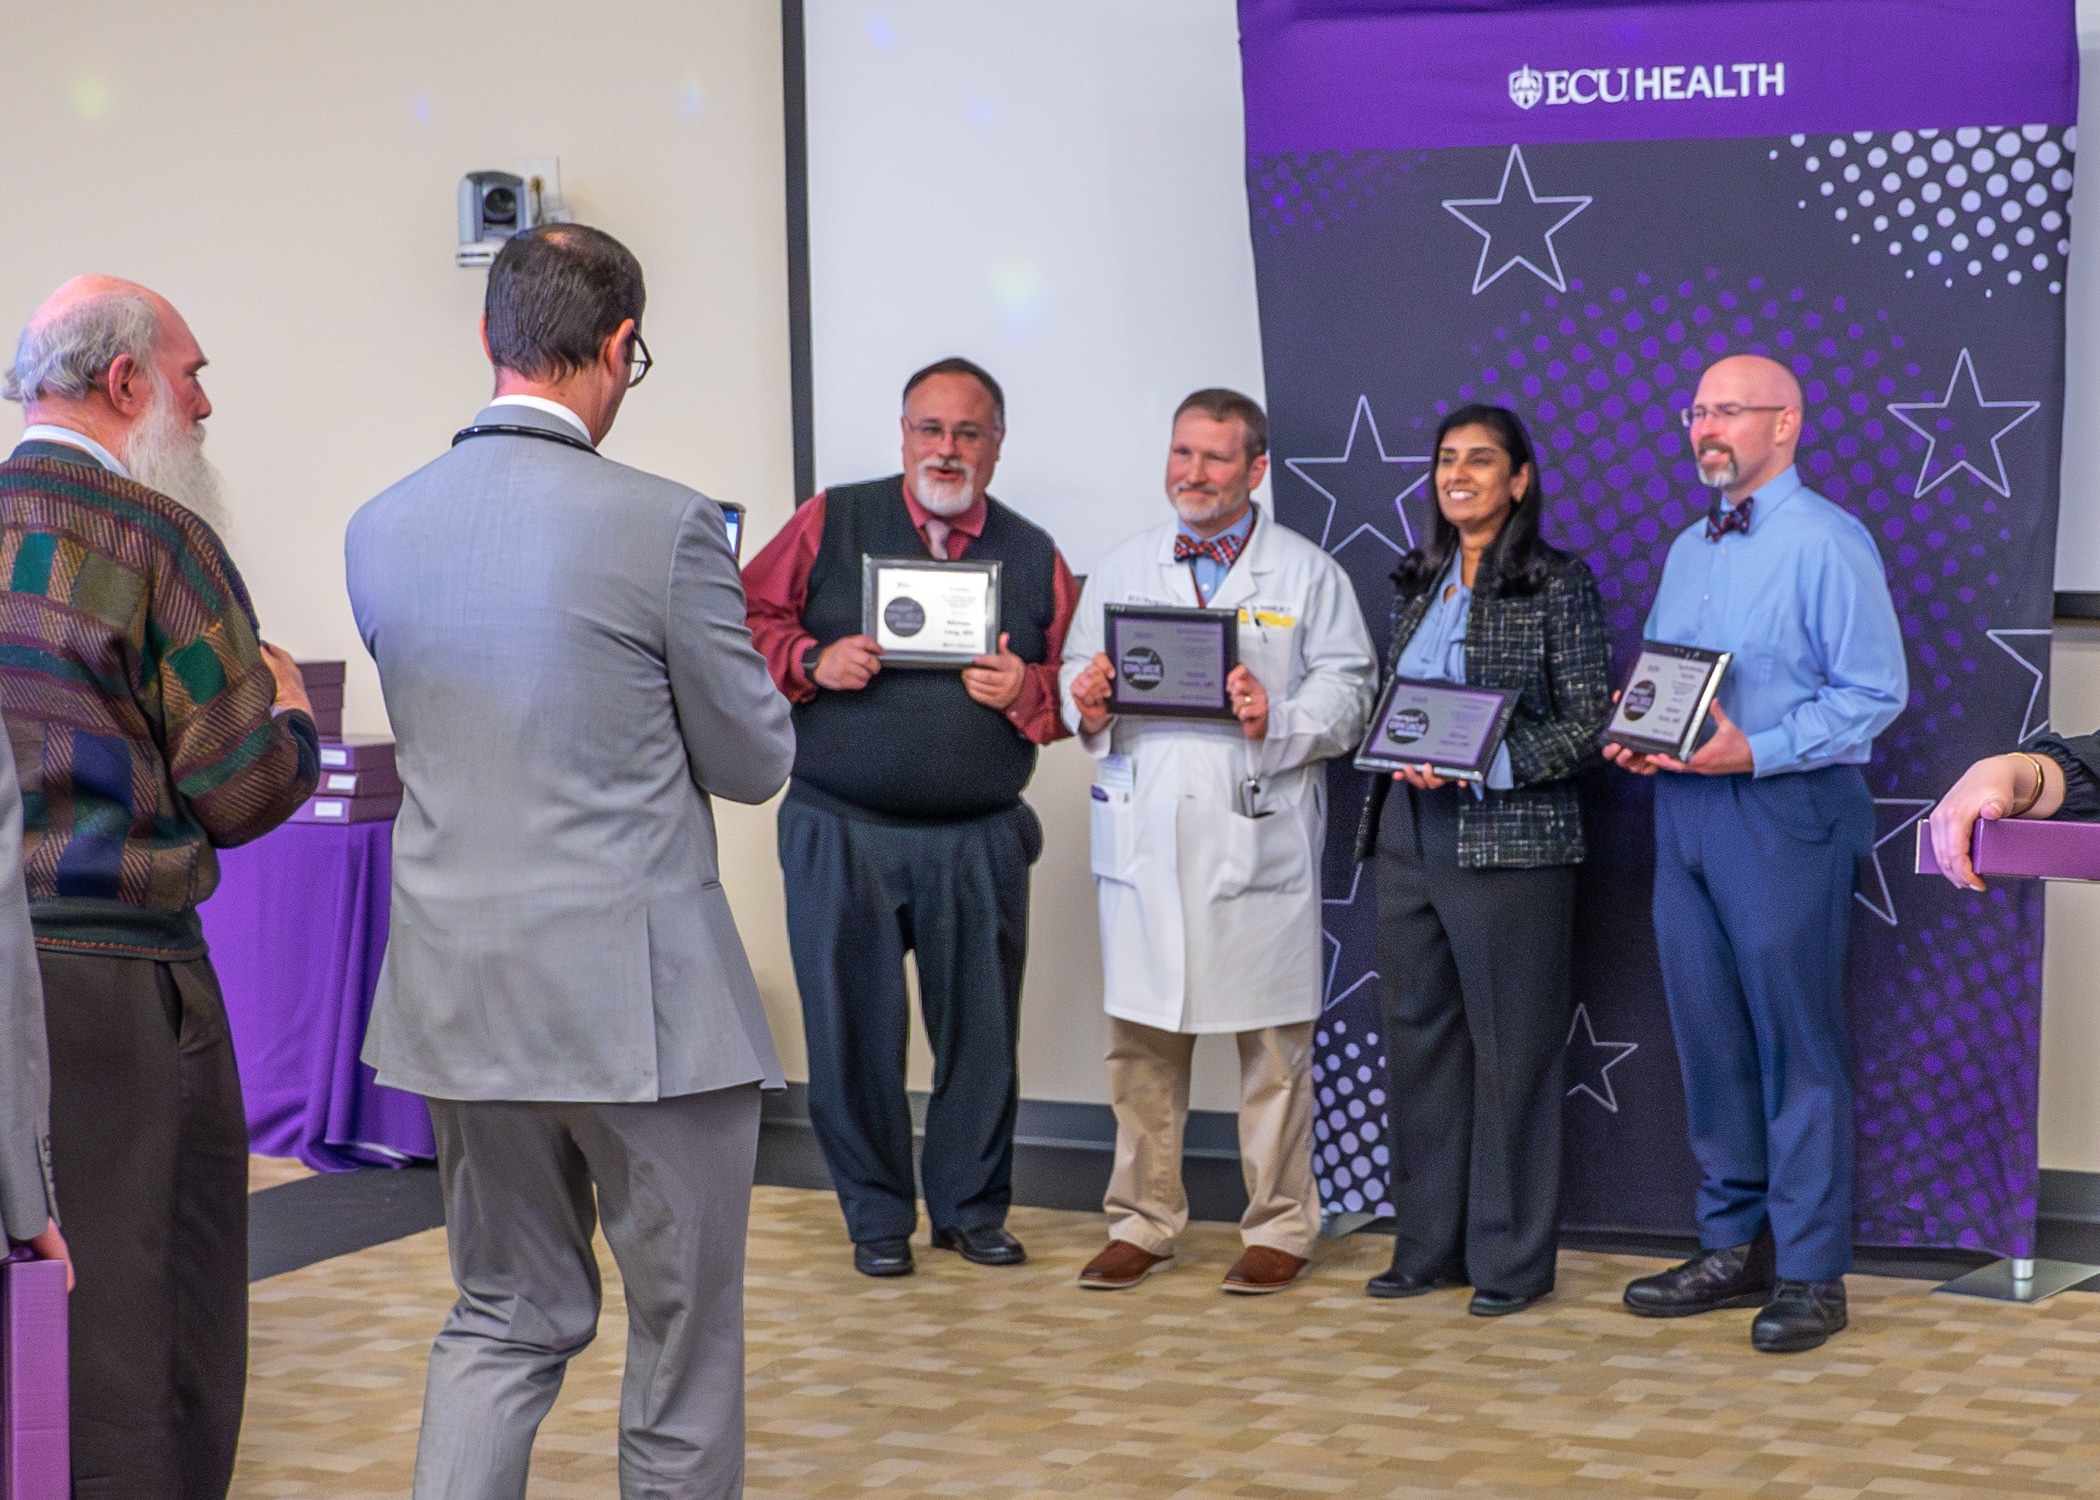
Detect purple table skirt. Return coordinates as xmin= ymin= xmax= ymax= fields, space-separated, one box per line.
xmin=199 ymin=821 xmax=433 ymax=1172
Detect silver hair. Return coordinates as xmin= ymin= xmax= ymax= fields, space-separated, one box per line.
xmin=2 ymin=291 xmax=158 ymax=405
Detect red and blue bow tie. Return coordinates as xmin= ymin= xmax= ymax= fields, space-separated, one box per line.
xmin=1174 ymin=530 xmax=1248 ymax=569
xmin=1705 ymin=495 xmax=1754 ymax=542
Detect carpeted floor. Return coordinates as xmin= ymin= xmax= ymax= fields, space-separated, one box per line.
xmin=230 ymin=1181 xmax=2100 ymax=1499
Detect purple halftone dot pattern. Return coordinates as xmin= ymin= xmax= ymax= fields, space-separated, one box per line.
xmin=1250 ymin=152 xmax=1421 ymax=236
xmin=1445 ymin=266 xmax=2042 ymax=1254
xmin=1313 ymin=1018 xmax=1394 ymax=1219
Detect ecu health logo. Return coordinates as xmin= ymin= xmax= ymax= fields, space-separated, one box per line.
xmin=1509 ymin=65 xmax=1544 ymax=109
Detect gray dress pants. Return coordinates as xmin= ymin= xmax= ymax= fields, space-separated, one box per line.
xmin=412 ymin=1083 xmax=762 ymax=1500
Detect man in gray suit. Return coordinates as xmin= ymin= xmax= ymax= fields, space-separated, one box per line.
xmin=0 ymin=731 xmax=65 ymax=1282
xmin=346 ymin=224 xmax=794 ymax=1500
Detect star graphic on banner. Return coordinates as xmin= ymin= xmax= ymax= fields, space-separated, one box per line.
xmin=1886 ymin=348 xmax=2041 ymax=499
xmin=1565 ymin=1004 xmax=1638 ymax=1113
xmin=1855 ymin=798 xmax=1935 ymax=927
xmin=1282 ymin=395 xmax=1431 ymax=550
xmin=1987 ymin=628 xmax=2052 ymax=743
xmin=1442 ymin=144 xmax=1593 ymax=295
xmin=1321 ymin=865 xmax=1378 ymax=1012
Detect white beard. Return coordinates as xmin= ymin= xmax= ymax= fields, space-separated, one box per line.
xmin=1697 ymin=449 xmax=1739 ymax=490
xmin=122 ymin=376 xmax=232 ymax=539
xmin=915 ymin=458 xmax=976 ymax=517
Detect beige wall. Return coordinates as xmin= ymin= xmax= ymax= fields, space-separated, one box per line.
xmin=2042 ymin=628 xmax=2100 ymax=1171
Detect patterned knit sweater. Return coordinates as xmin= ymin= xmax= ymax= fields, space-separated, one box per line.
xmin=0 ymin=442 xmax=319 ymax=958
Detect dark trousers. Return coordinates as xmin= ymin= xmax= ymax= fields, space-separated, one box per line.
xmin=1375 ymin=784 xmax=1576 ymax=1298
xmin=1652 ymin=765 xmax=1872 ymax=1282
xmin=777 ymin=784 xmax=1040 ymax=1244
xmin=40 ymin=952 xmax=249 ymax=1500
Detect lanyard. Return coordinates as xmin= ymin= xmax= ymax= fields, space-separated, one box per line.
xmin=451 ymin=423 xmax=597 ymax=456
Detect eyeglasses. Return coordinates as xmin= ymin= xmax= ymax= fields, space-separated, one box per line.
xmin=626 ymin=332 xmax=653 ymax=388
xmin=1679 ymin=402 xmax=1784 ymax=428
xmin=906 ymin=419 xmax=994 ymax=446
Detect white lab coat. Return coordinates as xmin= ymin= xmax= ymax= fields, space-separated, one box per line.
xmin=1060 ymin=505 xmax=1376 ymax=1033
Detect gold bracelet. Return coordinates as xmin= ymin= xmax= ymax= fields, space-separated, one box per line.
xmin=2009 ymin=752 xmax=2051 ymax=818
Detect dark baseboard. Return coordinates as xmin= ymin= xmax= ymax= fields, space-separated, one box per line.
xmin=2056 ymin=593 xmax=2100 ymax=621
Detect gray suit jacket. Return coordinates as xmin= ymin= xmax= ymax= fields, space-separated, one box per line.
xmin=0 ymin=730 xmax=54 ymax=1240
xmin=347 ymin=402 xmax=795 ymax=1102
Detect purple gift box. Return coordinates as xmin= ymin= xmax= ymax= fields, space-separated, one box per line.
xmin=295 ymin=660 xmax=346 ymax=687
xmin=292 ymin=792 xmax=401 ymax=826
xmin=1 ymin=1251 xmax=68 ymax=1500
xmin=316 ymin=736 xmax=394 ymax=774
xmin=1914 ymin=816 xmax=2100 ymax=881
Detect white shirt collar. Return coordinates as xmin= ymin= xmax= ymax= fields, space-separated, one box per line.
xmin=19 ymin=424 xmax=131 ymax=479
xmin=485 ymin=395 xmax=592 ymax=444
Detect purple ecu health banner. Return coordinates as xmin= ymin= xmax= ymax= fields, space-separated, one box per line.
xmin=1239 ymin=0 xmax=2077 ymax=1256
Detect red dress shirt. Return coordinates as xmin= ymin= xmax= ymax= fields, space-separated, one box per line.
xmin=743 ymin=483 xmax=1079 ymax=746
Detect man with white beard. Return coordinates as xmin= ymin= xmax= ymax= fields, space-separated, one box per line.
xmin=744 ymin=358 xmax=1077 ymax=1275
xmin=0 ymin=275 xmax=317 ymax=1494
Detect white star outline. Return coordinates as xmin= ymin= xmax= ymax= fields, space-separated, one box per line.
xmin=1442 ymin=145 xmax=1593 ymax=295
xmin=1564 ymin=1004 xmax=1638 ymax=1113
xmin=1281 ymin=395 xmax=1431 ymax=551
xmin=1320 ymin=863 xmax=1378 ymax=1012
xmin=1986 ymin=628 xmax=2051 ymax=743
xmin=1855 ymin=799 xmax=1935 ymax=927
xmin=1886 ymin=348 xmax=2041 ymax=500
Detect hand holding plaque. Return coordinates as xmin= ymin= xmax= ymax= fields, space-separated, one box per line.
xmin=1354 ymin=676 xmax=1518 ymax=782
xmin=1601 ymin=642 xmax=1731 ymax=762
xmin=1104 ymin=604 xmax=1239 ymax=719
xmin=862 ymin=556 xmax=1002 ymax=667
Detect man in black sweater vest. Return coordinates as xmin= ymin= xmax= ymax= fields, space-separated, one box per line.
xmin=745 ymin=358 xmax=1079 ymax=1276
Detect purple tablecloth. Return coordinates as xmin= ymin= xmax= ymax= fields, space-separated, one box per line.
xmin=199 ymin=821 xmax=433 ymax=1172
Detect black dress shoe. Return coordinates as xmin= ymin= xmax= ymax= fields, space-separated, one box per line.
xmin=1468 ymin=1289 xmax=1544 ymax=1317
xmin=1622 ymin=1228 xmax=1775 ymax=1317
xmin=1365 ymin=1263 xmax=1467 ymax=1300
xmin=930 ymin=1224 xmax=1027 ymax=1266
xmin=1752 ymin=1279 xmax=1847 ymax=1353
xmin=853 ymin=1238 xmax=915 ymax=1278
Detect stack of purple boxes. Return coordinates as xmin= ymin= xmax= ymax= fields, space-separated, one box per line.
xmin=1 ymin=1250 xmax=69 ymax=1497
xmin=291 ymin=662 xmax=402 ymax=825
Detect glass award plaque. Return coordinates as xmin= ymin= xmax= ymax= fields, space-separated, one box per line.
xmin=861 ymin=556 xmax=1002 ymax=667
xmin=1602 ymin=642 xmax=1732 ymax=760
xmin=1105 ymin=604 xmax=1238 ymax=719
xmin=1354 ymin=676 xmax=1519 ymax=782
xmin=722 ymin=502 xmax=745 ymax=560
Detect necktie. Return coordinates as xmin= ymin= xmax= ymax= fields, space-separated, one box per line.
xmin=1173 ymin=530 xmax=1248 ymax=570
xmin=1705 ymin=495 xmax=1754 ymax=542
xmin=924 ymin=518 xmax=952 ymax=560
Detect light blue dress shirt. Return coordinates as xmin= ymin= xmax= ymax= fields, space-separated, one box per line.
xmin=1178 ymin=506 xmax=1257 ymax=604
xmin=1393 ymin=550 xmax=1515 ymax=790
xmin=1644 ymin=464 xmax=1907 ymax=777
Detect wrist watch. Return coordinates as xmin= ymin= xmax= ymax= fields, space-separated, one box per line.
xmin=800 ymin=641 xmax=825 ymax=684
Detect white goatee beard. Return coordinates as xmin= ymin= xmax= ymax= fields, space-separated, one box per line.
xmin=1697 ymin=449 xmax=1739 ymax=491
xmin=122 ymin=376 xmax=232 ymax=539
xmin=915 ymin=458 xmax=976 ymax=517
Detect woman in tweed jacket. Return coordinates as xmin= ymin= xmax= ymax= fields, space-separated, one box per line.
xmin=1356 ymin=404 xmax=1611 ymax=1316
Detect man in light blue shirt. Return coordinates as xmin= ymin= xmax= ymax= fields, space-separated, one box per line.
xmin=1605 ymin=354 xmax=1906 ymax=1354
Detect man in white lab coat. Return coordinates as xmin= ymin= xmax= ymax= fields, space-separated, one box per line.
xmin=1063 ymin=389 xmax=1376 ymax=1294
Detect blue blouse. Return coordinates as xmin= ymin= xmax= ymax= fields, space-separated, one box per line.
xmin=1393 ymin=550 xmax=1514 ymax=790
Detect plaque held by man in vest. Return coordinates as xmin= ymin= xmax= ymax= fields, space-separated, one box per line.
xmin=862 ymin=555 xmax=1003 ymax=667
xmin=1602 ymin=641 xmax=1731 ymax=761
xmin=1105 ymin=603 xmax=1239 ymax=719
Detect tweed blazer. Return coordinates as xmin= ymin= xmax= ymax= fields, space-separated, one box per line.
xmin=1354 ymin=546 xmax=1613 ymax=868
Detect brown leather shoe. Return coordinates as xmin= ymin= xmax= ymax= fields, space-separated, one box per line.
xmin=1078 ymin=1240 xmax=1173 ymax=1290
xmin=1221 ymin=1245 xmax=1307 ymax=1294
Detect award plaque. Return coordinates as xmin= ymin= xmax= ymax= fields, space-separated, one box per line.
xmin=1105 ymin=604 xmax=1238 ymax=719
xmin=861 ymin=556 xmax=1002 ymax=666
xmin=1603 ymin=642 xmax=1731 ymax=760
xmin=1354 ymin=676 xmax=1518 ymax=782
xmin=721 ymin=502 xmax=745 ymax=560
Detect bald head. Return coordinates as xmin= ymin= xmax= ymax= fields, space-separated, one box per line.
xmin=1689 ymin=354 xmax=1804 ymax=502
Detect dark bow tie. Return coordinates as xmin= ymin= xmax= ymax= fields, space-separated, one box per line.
xmin=1705 ymin=495 xmax=1754 ymax=542
xmin=1174 ymin=530 xmax=1248 ymax=569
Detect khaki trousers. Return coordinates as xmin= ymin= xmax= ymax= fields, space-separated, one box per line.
xmin=1103 ymin=1017 xmax=1320 ymax=1258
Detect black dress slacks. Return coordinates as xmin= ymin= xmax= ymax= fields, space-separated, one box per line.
xmin=777 ymin=782 xmax=1040 ymax=1245
xmin=40 ymin=951 xmax=250 ymax=1500
xmin=1375 ymin=784 xmax=1576 ymax=1299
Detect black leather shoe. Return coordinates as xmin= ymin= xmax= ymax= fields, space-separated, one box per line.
xmin=930 ymin=1224 xmax=1027 ymax=1266
xmin=852 ymin=1238 xmax=915 ymax=1278
xmin=1623 ymin=1228 xmax=1775 ymax=1317
xmin=1365 ymin=1265 xmax=1467 ymax=1300
xmin=1468 ymin=1289 xmax=1544 ymax=1317
xmin=1752 ymin=1279 xmax=1847 ymax=1353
